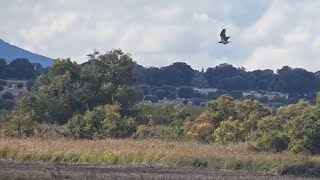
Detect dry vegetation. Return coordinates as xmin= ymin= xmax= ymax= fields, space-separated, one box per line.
xmin=1 ymin=138 xmax=320 ymax=177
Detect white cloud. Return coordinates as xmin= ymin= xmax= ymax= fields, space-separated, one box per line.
xmin=1 ymin=0 xmax=320 ymax=71
xmin=19 ymin=12 xmax=78 ymax=44
xmin=242 ymin=0 xmax=320 ymax=71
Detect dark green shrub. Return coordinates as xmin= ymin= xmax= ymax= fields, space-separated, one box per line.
xmin=182 ymin=99 xmax=189 ymax=105
xmin=143 ymin=95 xmax=158 ymax=103
xmin=0 ymin=80 xmax=7 ymax=86
xmin=247 ymin=131 xmax=289 ymax=152
xmin=1 ymin=91 xmax=13 ymax=100
xmin=17 ymin=83 xmax=24 ymax=89
xmin=229 ymin=90 xmax=243 ymax=99
xmin=134 ymin=102 xmax=175 ymax=125
xmin=26 ymin=80 xmax=35 ymax=91
xmin=258 ymin=96 xmax=269 ymax=104
xmin=178 ymin=86 xmax=194 ymax=99
xmin=0 ymin=100 xmax=15 ymax=110
xmin=155 ymin=90 xmax=166 ymax=100
xmin=192 ymin=98 xmax=205 ymax=106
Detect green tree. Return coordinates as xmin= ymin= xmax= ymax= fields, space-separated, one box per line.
xmin=28 ymin=49 xmax=139 ymax=125
xmin=35 ymin=58 xmax=82 ymax=124
xmin=5 ymin=94 xmax=38 ymax=137
xmin=8 ymin=58 xmax=37 ymax=79
xmin=178 ymin=86 xmax=194 ymax=99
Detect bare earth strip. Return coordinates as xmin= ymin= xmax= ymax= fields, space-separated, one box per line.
xmin=0 ymin=161 xmax=317 ymax=180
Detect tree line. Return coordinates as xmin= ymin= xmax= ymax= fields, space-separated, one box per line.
xmin=0 ymin=58 xmax=44 ymax=80
xmin=134 ymin=63 xmax=320 ymax=96
xmin=2 ymin=56 xmax=320 ymax=98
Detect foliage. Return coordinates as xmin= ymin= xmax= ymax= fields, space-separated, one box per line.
xmin=16 ymin=49 xmax=139 ymax=125
xmin=187 ymin=122 xmax=214 ymax=143
xmin=4 ymin=94 xmax=38 ymax=137
xmin=17 ymin=82 xmax=24 ymax=88
xmin=214 ymin=120 xmax=244 ymax=143
xmin=3 ymin=58 xmax=39 ymax=79
xmin=0 ymin=109 xmax=8 ymax=123
xmin=134 ymin=102 xmax=176 ymax=125
xmin=187 ymin=96 xmax=271 ymax=143
xmin=1 ymin=91 xmax=14 ymax=100
xmin=247 ymin=100 xmax=320 ymax=154
xmin=177 ymin=86 xmax=194 ymax=99
xmin=67 ymin=103 xmax=137 ymax=139
xmin=155 ymin=89 xmax=166 ymax=101
xmin=3 ymin=49 xmax=320 ymax=156
xmin=0 ymin=100 xmax=15 ymax=110
xmin=133 ymin=62 xmax=195 ymax=86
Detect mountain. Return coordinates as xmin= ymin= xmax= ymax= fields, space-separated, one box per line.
xmin=0 ymin=39 xmax=53 ymax=67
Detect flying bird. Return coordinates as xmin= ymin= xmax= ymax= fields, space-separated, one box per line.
xmin=218 ymin=29 xmax=230 ymax=45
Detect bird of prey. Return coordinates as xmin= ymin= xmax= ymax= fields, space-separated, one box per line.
xmin=218 ymin=29 xmax=230 ymax=45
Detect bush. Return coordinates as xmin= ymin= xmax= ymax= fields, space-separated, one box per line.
xmin=258 ymin=96 xmax=269 ymax=104
xmin=214 ymin=120 xmax=244 ymax=143
xmin=67 ymin=104 xmax=137 ymax=139
xmin=17 ymin=83 xmax=24 ymax=89
xmin=271 ymin=95 xmax=286 ymax=104
xmin=187 ymin=122 xmax=214 ymax=143
xmin=247 ymin=100 xmax=319 ymax=154
xmin=215 ymin=90 xmax=228 ymax=97
xmin=155 ymin=90 xmax=166 ymax=101
xmin=134 ymin=102 xmax=175 ymax=125
xmin=139 ymin=84 xmax=150 ymax=95
xmin=143 ymin=95 xmax=158 ymax=103
xmin=207 ymin=92 xmax=218 ymax=100
xmin=26 ymin=80 xmax=35 ymax=91
xmin=0 ymin=100 xmax=15 ymax=110
xmin=5 ymin=99 xmax=38 ymax=137
xmin=135 ymin=125 xmax=156 ymax=139
xmin=286 ymin=113 xmax=320 ymax=154
xmin=167 ymin=93 xmax=177 ymax=100
xmin=182 ymin=99 xmax=189 ymax=105
xmin=178 ymin=86 xmax=194 ymax=99
xmin=229 ymin=90 xmax=243 ymax=99
xmin=1 ymin=91 xmax=13 ymax=100
xmin=192 ymin=98 xmax=206 ymax=106
xmin=155 ymin=125 xmax=185 ymax=140
xmin=248 ymin=131 xmax=289 ymax=152
xmin=0 ymin=109 xmax=8 ymax=123
xmin=0 ymin=80 xmax=7 ymax=86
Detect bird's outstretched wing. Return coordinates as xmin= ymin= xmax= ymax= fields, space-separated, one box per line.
xmin=220 ymin=29 xmax=227 ymax=39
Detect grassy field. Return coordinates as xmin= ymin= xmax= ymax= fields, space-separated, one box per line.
xmin=0 ymin=138 xmax=320 ymax=177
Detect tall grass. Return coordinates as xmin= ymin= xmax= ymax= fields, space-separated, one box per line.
xmin=1 ymin=138 xmax=320 ymax=177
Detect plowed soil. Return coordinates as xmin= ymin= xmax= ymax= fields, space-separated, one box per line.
xmin=0 ymin=161 xmax=317 ymax=180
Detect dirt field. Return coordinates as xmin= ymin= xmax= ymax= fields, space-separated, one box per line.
xmin=0 ymin=161 xmax=317 ymax=180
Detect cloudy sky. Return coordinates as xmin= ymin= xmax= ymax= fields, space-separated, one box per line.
xmin=1 ymin=0 xmax=320 ymax=71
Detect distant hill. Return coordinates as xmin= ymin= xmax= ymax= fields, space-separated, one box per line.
xmin=0 ymin=39 xmax=53 ymax=67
